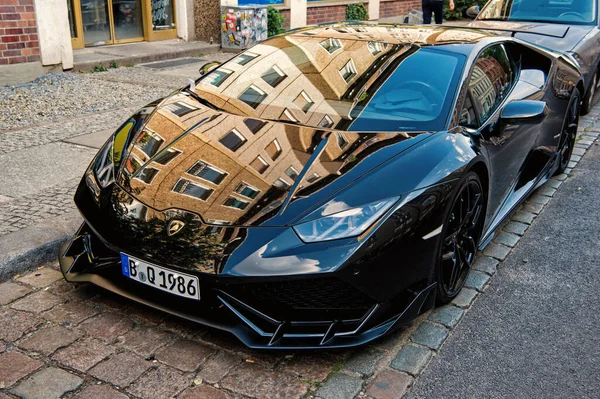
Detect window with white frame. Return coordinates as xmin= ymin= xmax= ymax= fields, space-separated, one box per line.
xmin=187 ymin=161 xmax=227 ymax=185
xmin=265 ymin=139 xmax=282 ymax=161
xmin=172 ymin=178 xmax=213 ymax=201
xmin=318 ymin=115 xmax=334 ymax=128
xmin=235 ymin=183 xmax=260 ymax=199
xmin=294 ymin=91 xmax=315 ymax=113
xmin=262 ymin=65 xmax=287 ymax=87
xmin=339 ymin=59 xmax=357 ymax=83
xmin=250 ymin=155 xmax=269 ymax=174
xmin=153 ymin=148 xmax=181 ymax=165
xmin=219 ymin=129 xmax=247 ymax=151
xmin=234 ymin=52 xmax=259 ymax=65
xmin=239 ymin=85 xmax=267 ymax=109
xmin=205 ymin=68 xmax=233 ymax=87
xmin=223 ymin=196 xmax=250 ymax=210
xmin=335 ymin=132 xmax=349 ymax=149
xmin=320 ymin=38 xmax=343 ymax=54
xmin=285 ymin=166 xmax=299 ymax=181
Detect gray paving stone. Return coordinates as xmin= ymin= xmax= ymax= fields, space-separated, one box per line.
xmin=567 ymin=161 xmax=577 ymax=169
xmin=0 ymin=282 xmax=31 ymax=305
xmin=571 ymin=154 xmax=582 ymax=163
xmin=465 ymin=270 xmax=491 ymax=291
xmin=317 ymin=373 xmax=363 ymax=399
xmin=522 ymin=202 xmax=544 ymax=215
xmin=493 ymin=231 xmax=520 ymax=248
xmin=452 ymin=288 xmax=478 ymax=309
xmin=483 ymin=243 xmax=511 ymax=261
xmin=428 ymin=305 xmax=464 ymax=328
xmin=554 ymin=173 xmax=568 ymax=181
xmin=511 ymin=210 xmax=536 ymax=224
xmin=391 ymin=344 xmax=433 ymax=376
xmin=344 ymin=347 xmax=385 ymax=375
xmin=11 ymin=367 xmax=82 ymax=399
xmin=410 ymin=322 xmax=448 ymax=351
xmin=473 ymin=256 xmax=498 ymax=275
xmin=564 ymin=167 xmax=573 ymax=175
xmin=536 ymin=186 xmax=556 ymax=197
xmin=572 ymin=147 xmax=585 ymax=156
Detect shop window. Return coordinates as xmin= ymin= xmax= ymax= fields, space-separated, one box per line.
xmin=320 ymin=38 xmax=343 ymax=54
xmin=223 ymin=196 xmax=249 ymax=210
xmin=285 ymin=166 xmax=299 ymax=181
xmin=318 ymin=115 xmax=334 ymax=128
xmin=136 ymin=167 xmax=158 ymax=184
xmin=235 ymin=52 xmax=259 ymax=65
xmin=294 ymin=91 xmax=314 ymax=113
xmin=153 ymin=148 xmax=181 ymax=165
xmin=262 ymin=65 xmax=287 ymax=87
xmin=339 ymin=59 xmax=357 ymax=83
xmin=205 ymin=69 xmax=233 ymax=87
xmin=265 ymin=139 xmax=282 ymax=161
xmin=274 ymin=178 xmax=291 ymax=189
xmin=239 ymin=85 xmax=267 ymax=109
xmin=235 ymin=183 xmax=260 ymax=199
xmin=250 ymin=155 xmax=269 ymax=174
xmin=244 ymin=118 xmax=267 ymax=134
xmin=335 ymin=132 xmax=349 ymax=149
xmin=219 ymin=129 xmax=246 ymax=151
xmin=136 ymin=130 xmax=164 ymax=158
xmin=187 ymin=161 xmax=227 ymax=185
xmin=172 ymin=178 xmax=213 ymax=201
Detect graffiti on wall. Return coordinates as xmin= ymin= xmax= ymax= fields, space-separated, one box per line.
xmin=221 ymin=7 xmax=268 ymax=49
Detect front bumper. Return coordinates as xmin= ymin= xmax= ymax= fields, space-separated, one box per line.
xmin=59 ymin=222 xmax=436 ymax=349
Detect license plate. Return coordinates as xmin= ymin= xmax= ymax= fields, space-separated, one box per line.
xmin=121 ymin=254 xmax=200 ymax=300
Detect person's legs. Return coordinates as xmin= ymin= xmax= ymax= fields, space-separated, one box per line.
xmin=422 ymin=0 xmax=433 ymax=24
xmin=433 ymin=1 xmax=444 ymax=24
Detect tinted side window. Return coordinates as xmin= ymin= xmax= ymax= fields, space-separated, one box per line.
xmin=466 ymin=44 xmax=514 ymax=126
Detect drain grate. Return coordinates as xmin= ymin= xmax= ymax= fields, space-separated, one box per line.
xmin=142 ymin=58 xmax=206 ymax=69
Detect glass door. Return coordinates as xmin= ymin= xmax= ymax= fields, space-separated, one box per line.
xmin=113 ymin=0 xmax=144 ymax=42
xmin=81 ymin=0 xmax=111 ymax=45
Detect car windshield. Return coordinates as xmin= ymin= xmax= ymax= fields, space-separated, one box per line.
xmin=193 ymin=29 xmax=471 ymax=133
xmin=477 ymin=0 xmax=597 ymax=24
xmin=349 ymin=48 xmax=465 ymax=132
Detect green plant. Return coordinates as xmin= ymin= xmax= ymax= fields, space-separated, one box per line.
xmin=267 ymin=6 xmax=285 ymax=37
xmin=125 ymin=63 xmax=136 ymax=68
xmin=91 ymin=64 xmax=108 ymax=73
xmin=109 ymin=61 xmax=118 ymax=68
xmin=444 ymin=0 xmax=487 ymax=20
xmin=346 ymin=3 xmax=368 ymax=20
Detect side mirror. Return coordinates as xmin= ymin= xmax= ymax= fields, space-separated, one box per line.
xmin=500 ymin=100 xmax=548 ymax=125
xmin=466 ymin=5 xmax=481 ymax=18
xmin=199 ymin=61 xmax=221 ymax=76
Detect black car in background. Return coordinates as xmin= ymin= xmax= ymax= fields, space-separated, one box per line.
xmin=468 ymin=0 xmax=600 ymax=114
xmin=59 ymin=24 xmax=583 ymax=349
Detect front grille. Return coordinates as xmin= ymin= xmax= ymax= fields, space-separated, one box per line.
xmin=231 ymin=277 xmax=374 ymax=310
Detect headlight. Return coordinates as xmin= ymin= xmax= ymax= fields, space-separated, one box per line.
xmin=293 ymin=197 xmax=400 ymax=243
xmin=89 ymin=119 xmax=136 ymax=189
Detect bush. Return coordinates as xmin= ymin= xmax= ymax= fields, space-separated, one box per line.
xmin=267 ymin=6 xmax=285 ymax=37
xmin=346 ymin=3 xmax=368 ymax=20
xmin=444 ymin=0 xmax=487 ymax=20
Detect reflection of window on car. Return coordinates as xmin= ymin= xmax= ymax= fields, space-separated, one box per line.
xmin=335 ymin=132 xmax=349 ymax=149
xmin=262 ymin=65 xmax=287 ymax=87
xmin=265 ymin=139 xmax=282 ymax=161
xmin=319 ymin=115 xmax=334 ymax=128
xmin=306 ymin=173 xmax=320 ymax=183
xmin=274 ymin=178 xmax=292 ymax=189
xmin=285 ymin=166 xmax=299 ymax=181
xmin=279 ymin=108 xmax=298 ymax=123
xmin=250 ymin=155 xmax=269 ymax=174
xmin=205 ymin=219 xmax=229 ymax=234
xmin=219 ymin=129 xmax=246 ymax=151
xmin=187 ymin=161 xmax=227 ymax=185
xmin=234 ymin=52 xmax=259 ymax=65
xmin=320 ymin=38 xmax=343 ymax=54
xmin=223 ymin=196 xmax=249 ymax=210
xmin=172 ymin=178 xmax=213 ymax=201
xmin=205 ymin=68 xmax=233 ymax=87
xmin=164 ymin=102 xmax=196 ymax=117
xmin=136 ymin=167 xmax=158 ymax=184
xmin=136 ymin=130 xmax=164 ymax=157
xmin=235 ymin=183 xmax=260 ymax=199
xmin=294 ymin=91 xmax=315 ymax=113
xmin=339 ymin=59 xmax=358 ymax=83
xmin=239 ymin=85 xmax=267 ymax=109
xmin=368 ymin=41 xmax=386 ymax=56
xmin=153 ymin=148 xmax=181 ymax=165
xmin=244 ymin=118 xmax=267 ymax=134
xmin=468 ymin=44 xmax=515 ymax=124
xmin=459 ymin=93 xmax=478 ymax=128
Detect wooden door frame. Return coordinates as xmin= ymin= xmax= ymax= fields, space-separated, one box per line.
xmin=143 ymin=0 xmax=178 ymax=41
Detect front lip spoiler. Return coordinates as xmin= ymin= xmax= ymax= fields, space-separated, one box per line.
xmin=59 ymin=234 xmax=436 ymax=349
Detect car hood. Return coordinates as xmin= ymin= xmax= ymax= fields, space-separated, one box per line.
xmin=468 ymin=20 xmax=594 ymax=51
xmin=115 ymin=91 xmax=431 ymax=228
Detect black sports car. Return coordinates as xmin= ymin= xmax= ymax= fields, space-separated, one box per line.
xmin=467 ymin=0 xmax=600 ymax=114
xmin=59 ymin=24 xmax=583 ymax=349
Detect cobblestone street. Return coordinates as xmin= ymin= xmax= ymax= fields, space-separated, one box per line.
xmin=1 ymin=59 xmax=599 ymax=399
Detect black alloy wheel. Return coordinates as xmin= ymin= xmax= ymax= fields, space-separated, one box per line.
xmin=556 ymin=89 xmax=581 ymax=175
xmin=436 ymin=172 xmax=484 ymax=303
xmin=581 ymin=71 xmax=597 ymax=115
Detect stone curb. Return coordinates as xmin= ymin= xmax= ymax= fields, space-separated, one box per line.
xmin=0 ymin=211 xmax=82 ymax=282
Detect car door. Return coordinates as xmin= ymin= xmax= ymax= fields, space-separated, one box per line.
xmin=458 ymin=43 xmax=539 ymax=223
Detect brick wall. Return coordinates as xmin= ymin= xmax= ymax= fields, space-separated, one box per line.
xmin=277 ymin=0 xmax=421 ymax=31
xmin=0 ymin=0 xmax=39 ymax=65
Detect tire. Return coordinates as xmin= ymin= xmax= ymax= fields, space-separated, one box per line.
xmin=555 ymin=89 xmax=581 ymax=175
xmin=581 ymin=70 xmax=597 ymax=115
xmin=435 ymin=171 xmax=485 ymax=304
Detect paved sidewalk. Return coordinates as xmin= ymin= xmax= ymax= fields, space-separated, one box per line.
xmin=408 ymin=136 xmax=600 ymax=398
